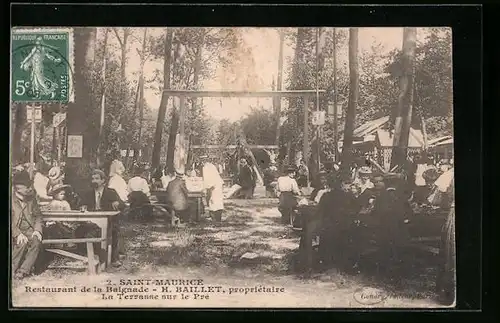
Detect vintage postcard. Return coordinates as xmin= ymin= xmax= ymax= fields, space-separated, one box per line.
xmin=10 ymin=26 xmax=455 ymax=308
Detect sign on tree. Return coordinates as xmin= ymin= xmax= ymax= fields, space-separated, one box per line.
xmin=312 ymin=111 xmax=326 ymax=126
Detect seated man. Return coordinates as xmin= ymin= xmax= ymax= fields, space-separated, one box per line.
xmin=76 ymin=169 xmax=124 ymax=267
xmin=11 ymin=170 xmax=43 ymax=280
xmin=165 ymin=169 xmax=190 ymax=223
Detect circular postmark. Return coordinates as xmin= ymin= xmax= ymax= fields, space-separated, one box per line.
xmin=11 ymin=30 xmax=74 ymax=103
xmin=352 ymin=287 xmax=389 ymax=306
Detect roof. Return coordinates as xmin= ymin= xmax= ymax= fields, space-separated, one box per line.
xmin=353 ymin=116 xmax=390 ymax=138
xmin=428 ymin=135 xmax=453 ymax=146
xmin=376 ymin=128 xmax=425 ymax=148
xmin=430 ymin=137 xmax=453 ymax=147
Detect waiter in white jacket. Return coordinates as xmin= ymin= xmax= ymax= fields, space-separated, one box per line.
xmin=201 ymin=156 xmax=224 ymax=222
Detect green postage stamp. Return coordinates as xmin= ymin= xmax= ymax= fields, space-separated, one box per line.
xmin=11 ymin=28 xmax=74 ymax=103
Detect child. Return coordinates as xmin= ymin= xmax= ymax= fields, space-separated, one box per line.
xmin=47 ymin=184 xmax=71 ymax=211
xmin=46 ymin=183 xmax=74 ymax=248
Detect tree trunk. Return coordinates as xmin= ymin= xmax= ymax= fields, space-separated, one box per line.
xmin=65 ymin=27 xmax=96 ymax=194
xmin=12 ymin=104 xmax=25 ymax=164
xmin=151 ymin=28 xmax=174 ymax=172
xmin=120 ymin=29 xmax=129 ymax=82
xmin=332 ymin=28 xmax=339 ymax=162
xmin=165 ymin=31 xmax=183 ymax=172
xmin=340 ymin=28 xmax=359 ymax=174
xmin=391 ymin=27 xmax=417 ymax=169
xmin=275 ymin=28 xmax=285 ymax=146
xmin=97 ymin=28 xmax=109 ymax=165
xmin=165 ymin=105 xmax=179 ymax=172
xmin=136 ymin=28 xmax=148 ymax=163
xmin=287 ymin=28 xmax=306 ymax=165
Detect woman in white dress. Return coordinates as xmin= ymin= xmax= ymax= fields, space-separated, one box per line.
xmin=201 ymin=157 xmax=224 ymax=222
xmin=108 ymin=160 xmax=129 ymax=203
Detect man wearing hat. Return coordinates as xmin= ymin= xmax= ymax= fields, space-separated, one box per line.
xmin=165 ymin=168 xmax=190 ymax=223
xmin=11 ymin=170 xmax=43 ymax=279
xmin=354 ymin=166 xmax=376 ymax=212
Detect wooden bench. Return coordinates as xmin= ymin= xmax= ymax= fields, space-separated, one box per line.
xmin=42 ymin=238 xmax=106 ymax=275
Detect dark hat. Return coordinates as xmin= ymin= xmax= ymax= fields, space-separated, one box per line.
xmin=12 ymin=170 xmax=32 ymax=186
xmin=422 ymin=168 xmax=440 ymax=182
xmin=48 ymin=183 xmax=70 ymax=196
xmin=383 ymin=172 xmax=404 ymax=186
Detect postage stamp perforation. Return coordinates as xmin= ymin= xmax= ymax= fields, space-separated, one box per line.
xmin=11 ymin=27 xmax=75 ymax=103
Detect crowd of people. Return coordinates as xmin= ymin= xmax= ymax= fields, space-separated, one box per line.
xmin=267 ymin=152 xmax=455 ymax=304
xmin=10 ymin=153 xmax=231 ymax=280
xmin=11 ymin=148 xmax=455 ymax=307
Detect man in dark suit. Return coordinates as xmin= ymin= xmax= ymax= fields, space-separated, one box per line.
xmin=77 ymin=169 xmax=125 ymax=267
xmin=11 ymin=170 xmax=43 ymax=279
xmin=165 ymin=169 xmax=190 ymax=223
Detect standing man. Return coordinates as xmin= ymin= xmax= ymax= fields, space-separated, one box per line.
xmin=165 ymin=168 xmax=190 ymax=223
xmin=276 ymin=166 xmax=302 ymax=225
xmin=77 ymin=169 xmax=124 ymax=267
xmin=201 ymin=157 xmax=224 ymax=222
xmin=11 ymin=170 xmax=43 ymax=279
xmin=237 ymin=158 xmax=255 ymax=199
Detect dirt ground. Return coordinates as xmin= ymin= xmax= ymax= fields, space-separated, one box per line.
xmin=11 ymin=199 xmax=445 ymax=308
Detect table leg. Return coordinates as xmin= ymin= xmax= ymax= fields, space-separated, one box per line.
xmin=107 ymin=218 xmax=113 ymax=267
xmin=88 ymin=218 xmax=108 ymax=272
xmin=197 ymin=197 xmax=202 ymax=222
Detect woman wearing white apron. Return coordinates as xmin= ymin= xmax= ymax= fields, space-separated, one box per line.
xmin=201 ymin=157 xmax=224 ymax=222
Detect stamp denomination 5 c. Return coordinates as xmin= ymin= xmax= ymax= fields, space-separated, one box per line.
xmin=11 ymin=28 xmax=74 ymax=103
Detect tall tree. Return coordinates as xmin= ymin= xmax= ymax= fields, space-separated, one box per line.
xmin=11 ymin=103 xmax=25 ymax=164
xmin=151 ymin=28 xmax=174 ymax=171
xmin=286 ymin=28 xmax=308 ymax=165
xmin=135 ymin=28 xmax=149 ymax=163
xmin=391 ymin=27 xmax=417 ymax=169
xmin=275 ymin=28 xmax=285 ymax=146
xmin=112 ymin=27 xmax=131 ymax=82
xmin=340 ymin=28 xmax=359 ymax=173
xmin=65 ymin=27 xmax=96 ymax=193
xmin=165 ymin=30 xmax=184 ymax=172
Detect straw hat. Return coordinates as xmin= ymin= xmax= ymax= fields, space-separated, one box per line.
xmin=175 ymin=167 xmax=185 ymax=176
xmin=48 ymin=166 xmax=62 ymax=180
xmin=358 ymin=166 xmax=373 ymax=175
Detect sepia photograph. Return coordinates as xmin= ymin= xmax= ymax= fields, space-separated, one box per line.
xmin=10 ymin=26 xmax=455 ymax=308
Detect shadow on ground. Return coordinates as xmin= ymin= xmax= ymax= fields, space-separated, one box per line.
xmin=115 ymin=201 xmax=298 ymax=276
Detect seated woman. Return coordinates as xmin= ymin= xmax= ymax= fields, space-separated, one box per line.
xmin=413 ymin=167 xmax=440 ymax=205
xmin=310 ymin=172 xmax=330 ymax=204
xmin=127 ymin=167 xmax=152 ymax=221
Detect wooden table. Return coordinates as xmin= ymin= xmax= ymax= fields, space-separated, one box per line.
xmin=41 ymin=210 xmax=120 ymax=272
xmin=151 ymin=190 xmax=204 ymax=222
